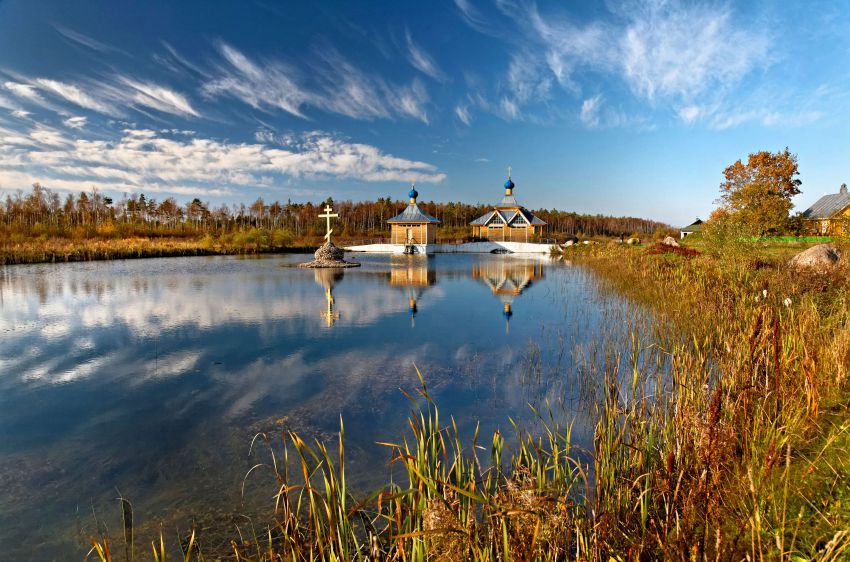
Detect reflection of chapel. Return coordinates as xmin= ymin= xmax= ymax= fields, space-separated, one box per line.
xmin=387 ymin=185 xmax=441 ymax=245
xmin=470 ymin=171 xmax=546 ymax=240
xmin=388 ymin=256 xmax=437 ymax=324
xmin=471 ymin=260 xmax=545 ymax=323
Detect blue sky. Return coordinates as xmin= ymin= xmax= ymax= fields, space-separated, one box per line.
xmin=0 ymin=0 xmax=848 ymax=225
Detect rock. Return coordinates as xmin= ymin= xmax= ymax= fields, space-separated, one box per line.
xmin=562 ymin=240 xmax=575 ymax=247
xmin=662 ymin=236 xmax=680 ymax=247
xmin=789 ymin=244 xmax=841 ymax=272
xmin=298 ymin=242 xmax=361 ymax=268
xmin=626 ymin=237 xmax=641 ymax=245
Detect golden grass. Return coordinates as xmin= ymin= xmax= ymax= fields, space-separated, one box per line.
xmin=78 ymin=241 xmax=850 ymax=561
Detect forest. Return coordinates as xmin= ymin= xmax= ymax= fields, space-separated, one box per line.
xmin=1 ymin=183 xmax=667 ymax=241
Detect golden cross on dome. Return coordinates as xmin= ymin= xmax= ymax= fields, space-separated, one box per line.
xmin=318 ymin=204 xmax=339 ymax=243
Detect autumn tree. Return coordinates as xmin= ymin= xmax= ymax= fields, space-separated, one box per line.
xmin=718 ymin=148 xmax=802 ymax=235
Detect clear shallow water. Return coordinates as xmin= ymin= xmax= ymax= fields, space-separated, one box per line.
xmin=0 ymin=253 xmax=632 ymax=557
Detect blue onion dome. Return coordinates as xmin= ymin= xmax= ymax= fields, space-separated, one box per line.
xmin=504 ymin=178 xmax=515 ymax=190
xmin=408 ymin=187 xmax=418 ymax=199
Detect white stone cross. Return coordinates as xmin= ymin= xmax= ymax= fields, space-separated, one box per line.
xmin=318 ymin=205 xmax=339 ymax=243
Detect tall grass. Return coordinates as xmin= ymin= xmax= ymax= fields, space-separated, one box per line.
xmin=86 ymin=243 xmax=850 ymax=560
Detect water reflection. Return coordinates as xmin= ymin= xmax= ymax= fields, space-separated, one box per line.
xmin=472 ymin=260 xmax=545 ymax=333
xmin=388 ymin=256 xmax=437 ymax=327
xmin=0 ymin=253 xmax=630 ymax=558
xmin=314 ymin=269 xmax=344 ymax=327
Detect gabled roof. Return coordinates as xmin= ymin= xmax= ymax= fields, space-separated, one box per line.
xmin=681 ymin=218 xmax=703 ymax=231
xmin=803 ymin=192 xmax=850 ymax=220
xmin=470 ymin=210 xmax=495 ymax=226
xmin=470 ymin=207 xmax=546 ymax=226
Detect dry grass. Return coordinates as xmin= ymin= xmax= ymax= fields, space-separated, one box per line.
xmin=80 ymin=241 xmax=850 ymax=561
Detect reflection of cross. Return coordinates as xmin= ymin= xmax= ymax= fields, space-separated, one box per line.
xmin=322 ymin=287 xmax=340 ymax=327
xmin=318 ymin=205 xmax=339 ymax=243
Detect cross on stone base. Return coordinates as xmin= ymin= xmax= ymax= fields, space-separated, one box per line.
xmin=318 ymin=204 xmax=339 ymax=243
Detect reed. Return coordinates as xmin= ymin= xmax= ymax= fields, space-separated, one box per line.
xmin=84 ymin=240 xmax=849 ymax=561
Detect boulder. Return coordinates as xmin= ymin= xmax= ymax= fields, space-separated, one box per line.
xmin=662 ymin=236 xmax=680 ymax=247
xmin=299 ymin=241 xmax=361 ymax=268
xmin=562 ymin=240 xmax=576 ymax=247
xmin=789 ymin=244 xmax=842 ymax=272
xmin=626 ymin=237 xmax=641 ymax=245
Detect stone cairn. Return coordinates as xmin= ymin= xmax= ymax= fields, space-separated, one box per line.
xmin=299 ymin=241 xmax=360 ymax=268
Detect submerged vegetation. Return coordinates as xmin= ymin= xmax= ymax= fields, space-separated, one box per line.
xmin=82 ymin=236 xmax=849 ymax=561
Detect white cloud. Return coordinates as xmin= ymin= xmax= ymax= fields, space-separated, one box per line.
xmin=35 ymin=79 xmax=114 ymax=114
xmin=118 ymin=78 xmax=199 ymax=117
xmin=203 ymin=43 xmax=430 ymax=124
xmin=455 ymin=104 xmax=472 ymax=125
xmin=619 ymin=2 xmax=769 ymax=102
xmin=579 ymin=95 xmax=602 ymax=128
xmin=474 ymin=0 xmax=770 ymax=128
xmin=5 ymin=75 xmax=199 ymax=119
xmin=677 ymin=105 xmax=702 ymax=124
xmin=63 ymin=116 xmax=87 ymax=129
xmin=405 ymin=29 xmax=447 ymax=82
xmin=0 ymin=125 xmax=446 ymax=197
xmin=5 ymin=82 xmax=43 ymax=102
xmin=500 ymin=97 xmax=520 ymax=120
xmin=53 ymin=25 xmax=127 ymax=55
xmin=11 ymin=109 xmax=31 ymax=119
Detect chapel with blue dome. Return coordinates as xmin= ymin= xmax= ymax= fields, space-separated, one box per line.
xmin=386 ymin=182 xmax=441 ymax=245
xmin=470 ymin=168 xmax=546 ymax=240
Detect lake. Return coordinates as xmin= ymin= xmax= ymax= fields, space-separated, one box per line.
xmin=0 ymin=252 xmax=637 ymax=557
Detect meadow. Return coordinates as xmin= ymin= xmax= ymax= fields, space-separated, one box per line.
xmin=77 ymin=234 xmax=849 ymax=561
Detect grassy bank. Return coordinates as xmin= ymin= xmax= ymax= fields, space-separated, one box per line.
xmin=81 ymin=240 xmax=849 ymax=561
xmin=0 ymin=231 xmax=322 ymax=265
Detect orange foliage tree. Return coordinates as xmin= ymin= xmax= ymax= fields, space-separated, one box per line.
xmin=718 ymin=148 xmax=802 ymax=235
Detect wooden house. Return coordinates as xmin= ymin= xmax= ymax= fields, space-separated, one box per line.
xmin=802 ymin=184 xmax=850 ymax=235
xmin=470 ymin=172 xmax=546 ymax=240
xmin=680 ymin=218 xmax=703 ymax=239
xmin=386 ymin=186 xmax=440 ymax=244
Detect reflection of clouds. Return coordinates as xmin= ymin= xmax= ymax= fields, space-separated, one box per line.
xmin=0 ymin=260 xmax=454 ymax=387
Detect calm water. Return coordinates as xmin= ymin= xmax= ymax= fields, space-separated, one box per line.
xmin=0 ymin=253 xmax=635 ymax=557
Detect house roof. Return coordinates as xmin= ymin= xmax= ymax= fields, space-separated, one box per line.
xmin=387 ymin=203 xmax=441 ymax=224
xmin=802 ymin=192 xmax=850 ymax=220
xmin=681 ymin=218 xmax=703 ymax=231
xmin=470 ymin=207 xmax=546 ymax=226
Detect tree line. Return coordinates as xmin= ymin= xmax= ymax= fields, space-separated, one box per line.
xmin=1 ymin=183 xmax=667 ymax=239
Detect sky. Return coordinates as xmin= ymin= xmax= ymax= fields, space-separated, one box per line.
xmin=0 ymin=0 xmax=848 ymax=226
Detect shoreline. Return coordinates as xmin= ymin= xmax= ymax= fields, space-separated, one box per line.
xmin=0 ymin=238 xmax=321 ymax=266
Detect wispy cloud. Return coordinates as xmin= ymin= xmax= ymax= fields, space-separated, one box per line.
xmin=53 ymin=24 xmax=128 ymax=55
xmin=35 ymin=78 xmax=114 ymax=114
xmin=118 ymin=78 xmax=199 ymax=117
xmin=203 ymin=42 xmax=430 ymax=123
xmin=63 ymin=116 xmax=87 ymax=129
xmin=452 ymin=0 xmax=494 ymax=35
xmin=0 ymin=124 xmax=446 ymax=197
xmin=404 ymin=29 xmax=447 ymax=82
xmin=455 ymin=104 xmax=472 ymax=125
xmin=579 ymin=95 xmax=602 ymax=128
xmin=4 ymin=82 xmax=43 ymax=102
xmin=618 ymin=2 xmax=769 ymax=102
xmin=464 ymin=0 xmax=771 ymax=129
xmin=4 ymin=75 xmax=199 ymax=119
